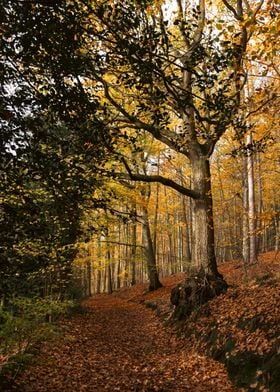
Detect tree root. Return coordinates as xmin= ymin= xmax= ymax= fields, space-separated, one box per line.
xmin=170 ymin=270 xmax=228 ymax=320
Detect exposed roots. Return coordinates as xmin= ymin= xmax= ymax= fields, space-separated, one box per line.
xmin=170 ymin=270 xmax=228 ymax=320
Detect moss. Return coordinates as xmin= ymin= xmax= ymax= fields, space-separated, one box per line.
xmin=255 ymin=273 xmax=273 ymax=286
xmin=143 ymin=301 xmax=158 ymax=310
xmin=225 ymin=347 xmax=280 ymax=391
xmin=237 ymin=315 xmax=262 ymax=332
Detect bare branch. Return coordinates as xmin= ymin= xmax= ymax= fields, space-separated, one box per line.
xmin=221 ymin=0 xmax=240 ymax=20
xmin=191 ymin=0 xmax=206 ymax=48
xmin=176 ymin=0 xmax=190 ymax=47
xmin=246 ymin=95 xmax=279 ymax=118
xmin=253 ymin=0 xmax=265 ymax=18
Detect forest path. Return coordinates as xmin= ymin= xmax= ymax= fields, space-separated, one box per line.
xmin=15 ymin=295 xmax=238 ymax=392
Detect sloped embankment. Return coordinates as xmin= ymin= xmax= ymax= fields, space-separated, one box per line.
xmin=121 ymin=251 xmax=280 ymax=391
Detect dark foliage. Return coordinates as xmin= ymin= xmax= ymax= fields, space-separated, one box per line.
xmin=0 ymin=0 xmax=114 ymax=298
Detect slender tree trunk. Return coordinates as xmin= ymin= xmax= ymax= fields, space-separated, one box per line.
xmin=233 ymin=195 xmax=241 ymax=258
xmin=163 ymin=187 xmax=173 ymax=274
xmin=242 ymin=157 xmax=249 ymax=264
xmin=116 ymin=258 xmax=121 ymax=289
xmin=256 ymin=152 xmax=263 ymax=253
xmin=123 ymin=222 xmax=129 ymax=286
xmin=106 ymin=248 xmax=113 ymax=294
xmin=168 ymin=233 xmax=175 ymax=274
xmin=177 ymin=223 xmax=183 ymax=271
xmin=116 ymin=223 xmax=121 ymax=289
xmin=247 ymin=132 xmax=257 ymax=264
xmin=130 ymin=204 xmax=137 ymax=285
xmin=153 ymin=182 xmax=160 ymax=255
xmin=96 ymin=240 xmax=102 ymax=294
xmin=142 ymin=204 xmax=162 ymax=291
xmin=274 ymin=206 xmax=280 ymax=251
xmin=111 ymin=245 xmax=116 ymax=291
xmin=86 ymin=261 xmax=92 ymax=296
xmin=275 ymin=220 xmax=280 ymax=251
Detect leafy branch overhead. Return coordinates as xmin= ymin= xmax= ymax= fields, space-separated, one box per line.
xmin=1 ymin=0 xmax=279 ymax=300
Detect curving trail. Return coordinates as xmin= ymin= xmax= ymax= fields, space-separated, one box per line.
xmin=14 ymin=295 xmax=238 ymax=392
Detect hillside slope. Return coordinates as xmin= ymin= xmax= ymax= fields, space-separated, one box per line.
xmin=113 ymin=251 xmax=280 ymax=391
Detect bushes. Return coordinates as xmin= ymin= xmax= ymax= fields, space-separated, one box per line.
xmin=0 ymin=297 xmax=75 ymax=373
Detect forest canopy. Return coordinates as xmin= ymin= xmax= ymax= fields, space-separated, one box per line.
xmin=0 ymin=0 xmax=279 ymax=298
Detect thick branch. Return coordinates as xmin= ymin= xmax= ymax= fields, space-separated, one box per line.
xmin=120 ymin=159 xmax=200 ymax=199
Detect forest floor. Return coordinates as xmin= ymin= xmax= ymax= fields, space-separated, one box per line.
xmin=2 ymin=251 xmax=280 ymax=391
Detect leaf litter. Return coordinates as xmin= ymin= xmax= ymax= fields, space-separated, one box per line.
xmin=6 ymin=251 xmax=280 ymax=391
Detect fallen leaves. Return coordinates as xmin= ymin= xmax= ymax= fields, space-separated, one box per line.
xmin=8 ymin=295 xmax=238 ymax=391
xmin=3 ymin=251 xmax=279 ymax=391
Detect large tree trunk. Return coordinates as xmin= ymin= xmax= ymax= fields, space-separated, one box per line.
xmin=171 ymin=155 xmax=227 ymax=320
xmin=191 ymin=155 xmax=221 ymax=278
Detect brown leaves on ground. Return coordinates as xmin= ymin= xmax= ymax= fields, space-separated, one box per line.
xmin=11 ymin=297 xmax=237 ymax=391
xmin=7 ymin=251 xmax=280 ymax=391
xmin=181 ymin=252 xmax=280 ymax=391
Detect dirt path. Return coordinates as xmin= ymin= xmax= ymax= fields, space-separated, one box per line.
xmin=14 ymin=295 xmax=238 ymax=391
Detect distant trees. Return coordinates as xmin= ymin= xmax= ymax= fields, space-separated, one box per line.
xmin=75 ymin=0 xmax=269 ymax=284
xmin=1 ymin=0 xmax=279 ymax=298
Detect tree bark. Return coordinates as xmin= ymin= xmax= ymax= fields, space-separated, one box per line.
xmin=190 ymin=155 xmax=221 ymax=278
xmin=96 ymin=240 xmax=102 ymax=294
xmin=106 ymin=249 xmax=113 ymax=294
xmin=242 ymin=157 xmax=249 ymax=264
xmin=142 ymin=204 xmax=162 ymax=291
xmin=256 ymin=152 xmax=263 ymax=254
xmin=275 ymin=214 xmax=280 ymax=251
xmin=182 ymin=194 xmax=192 ymax=267
xmin=86 ymin=261 xmax=92 ymax=297
xmin=247 ymin=132 xmax=257 ymax=264
xmin=123 ymin=221 xmax=129 ymax=286
xmin=130 ymin=204 xmax=137 ymax=286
